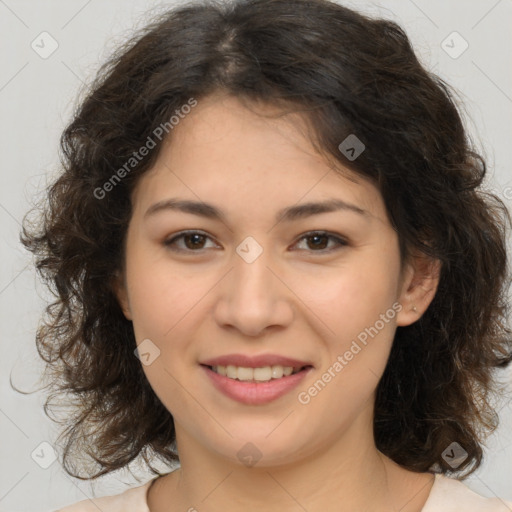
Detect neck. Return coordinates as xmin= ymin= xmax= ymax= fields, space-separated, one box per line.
xmin=149 ymin=403 xmax=434 ymax=512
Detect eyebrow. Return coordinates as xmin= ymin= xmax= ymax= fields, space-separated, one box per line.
xmin=144 ymin=197 xmax=368 ymax=224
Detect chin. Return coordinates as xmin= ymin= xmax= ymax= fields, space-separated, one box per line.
xmin=202 ymin=429 xmax=316 ymax=470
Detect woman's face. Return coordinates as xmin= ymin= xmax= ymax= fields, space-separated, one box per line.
xmin=115 ymin=93 xmax=431 ymax=468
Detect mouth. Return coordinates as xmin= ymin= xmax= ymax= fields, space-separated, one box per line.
xmin=200 ymin=363 xmax=314 ymax=405
xmin=202 ymin=364 xmax=313 ymax=382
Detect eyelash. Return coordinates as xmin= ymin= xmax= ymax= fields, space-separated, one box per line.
xmin=163 ymin=230 xmax=348 ymax=254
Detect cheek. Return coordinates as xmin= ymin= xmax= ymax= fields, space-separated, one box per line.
xmin=125 ymin=249 xmax=202 ymax=340
xmin=125 ymin=263 xmax=203 ymax=413
xmin=294 ymin=257 xmax=401 ymax=402
xmin=299 ymin=258 xmax=401 ymax=340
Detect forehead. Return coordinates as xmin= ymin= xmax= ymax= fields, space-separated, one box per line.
xmin=131 ymin=94 xmax=387 ymax=224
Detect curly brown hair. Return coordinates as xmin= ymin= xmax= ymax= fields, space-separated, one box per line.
xmin=19 ymin=0 xmax=512 ymax=481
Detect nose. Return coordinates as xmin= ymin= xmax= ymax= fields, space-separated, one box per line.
xmin=213 ymin=244 xmax=294 ymax=337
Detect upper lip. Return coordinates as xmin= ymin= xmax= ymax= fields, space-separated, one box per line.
xmin=200 ymin=353 xmax=314 ymax=369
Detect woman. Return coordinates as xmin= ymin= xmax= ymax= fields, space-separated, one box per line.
xmin=21 ymin=0 xmax=512 ymax=510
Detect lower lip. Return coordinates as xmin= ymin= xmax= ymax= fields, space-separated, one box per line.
xmin=201 ymin=365 xmax=313 ymax=405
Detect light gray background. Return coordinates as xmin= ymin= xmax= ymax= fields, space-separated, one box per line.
xmin=1 ymin=0 xmax=511 ymax=511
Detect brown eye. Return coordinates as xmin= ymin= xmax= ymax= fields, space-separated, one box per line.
xmin=294 ymin=231 xmax=348 ymax=253
xmin=163 ymin=230 xmax=348 ymax=255
xmin=182 ymin=233 xmax=207 ymax=249
xmin=163 ymin=231 xmax=217 ymax=252
xmin=306 ymin=233 xmax=329 ymax=250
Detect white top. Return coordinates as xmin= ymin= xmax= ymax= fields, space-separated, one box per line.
xmin=54 ymin=473 xmax=512 ymax=511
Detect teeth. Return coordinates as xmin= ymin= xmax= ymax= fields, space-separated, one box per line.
xmin=212 ymin=365 xmax=300 ymax=381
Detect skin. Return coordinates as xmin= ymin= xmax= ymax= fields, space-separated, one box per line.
xmin=114 ymin=92 xmax=441 ymax=512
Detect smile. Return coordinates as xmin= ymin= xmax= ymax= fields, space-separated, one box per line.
xmin=201 ymin=364 xmax=313 ymax=405
xmin=209 ymin=364 xmax=307 ymax=382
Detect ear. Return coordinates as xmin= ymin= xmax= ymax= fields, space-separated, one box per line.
xmin=396 ymin=252 xmax=441 ymax=327
xmin=111 ymin=271 xmax=133 ymax=321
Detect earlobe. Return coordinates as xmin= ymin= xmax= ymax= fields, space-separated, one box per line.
xmin=396 ymin=254 xmax=441 ymax=327
xmin=111 ymin=273 xmax=133 ymax=321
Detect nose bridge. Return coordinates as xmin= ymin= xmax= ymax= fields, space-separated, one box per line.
xmin=214 ymin=237 xmax=293 ymax=335
xmin=233 ymin=242 xmax=273 ymax=301
xmin=230 ymin=237 xmax=274 ymax=308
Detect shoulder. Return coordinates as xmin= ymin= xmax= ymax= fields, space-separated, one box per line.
xmin=422 ymin=473 xmax=512 ymax=512
xmin=54 ymin=478 xmax=156 ymax=512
